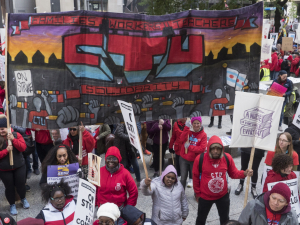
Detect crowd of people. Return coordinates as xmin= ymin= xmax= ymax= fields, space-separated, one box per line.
xmin=0 ymin=107 xmax=299 ymax=225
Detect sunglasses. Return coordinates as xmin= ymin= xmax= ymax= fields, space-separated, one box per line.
xmin=69 ymin=128 xmax=77 ymax=131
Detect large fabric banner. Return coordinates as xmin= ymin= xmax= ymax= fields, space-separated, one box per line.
xmin=7 ymin=3 xmax=263 ymax=129
xmin=230 ymin=92 xmax=284 ymax=151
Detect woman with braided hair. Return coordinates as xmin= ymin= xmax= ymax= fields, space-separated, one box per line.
xmin=36 ymin=179 xmax=76 ymax=225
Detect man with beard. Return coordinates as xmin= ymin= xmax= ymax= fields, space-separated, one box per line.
xmin=271 ymin=70 xmax=293 ymax=131
xmin=193 ymin=136 xmax=253 ymax=225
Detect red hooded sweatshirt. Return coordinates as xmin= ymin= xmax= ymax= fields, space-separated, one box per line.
xmin=263 ymin=170 xmax=296 ymax=193
xmin=63 ymin=130 xmax=94 ymax=166
xmin=169 ymin=120 xmax=185 ymax=155
xmin=291 ymin=56 xmax=300 ymax=73
xmin=34 ymin=130 xmax=53 ymax=145
xmin=275 ymin=58 xmax=283 ymax=72
xmin=95 ymin=146 xmax=138 ymax=207
xmin=179 ymin=126 xmax=207 ymax=162
xmin=270 ymin=52 xmax=278 ymax=71
xmin=192 ymin=136 xmax=245 ymax=201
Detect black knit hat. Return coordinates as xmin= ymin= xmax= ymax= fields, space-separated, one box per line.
xmin=279 ymin=70 xmax=287 ymax=76
xmin=0 ymin=116 xmax=7 ymax=128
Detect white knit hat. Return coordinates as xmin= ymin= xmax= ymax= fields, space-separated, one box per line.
xmin=97 ymin=203 xmax=120 ymax=222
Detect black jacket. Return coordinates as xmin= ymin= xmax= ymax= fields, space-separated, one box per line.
xmin=241 ymin=147 xmax=265 ymax=158
xmin=121 ymin=205 xmax=157 ymax=225
xmin=285 ymin=124 xmax=300 ymax=170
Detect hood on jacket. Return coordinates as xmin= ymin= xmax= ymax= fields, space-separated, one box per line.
xmin=105 ymin=146 xmax=122 ymax=163
xmin=121 ymin=205 xmax=145 ymax=225
xmin=207 ymin=135 xmax=224 ymax=159
xmin=161 ymin=165 xmax=178 ymax=183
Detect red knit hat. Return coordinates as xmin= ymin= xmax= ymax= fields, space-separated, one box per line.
xmin=270 ymin=182 xmax=291 ymax=204
xmin=105 ymin=146 xmax=122 ymax=163
xmin=287 ymin=55 xmax=293 ymax=61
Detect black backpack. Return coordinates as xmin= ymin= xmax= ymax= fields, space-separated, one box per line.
xmin=22 ymin=134 xmax=35 ymax=157
xmin=198 ymin=152 xmax=230 ymax=174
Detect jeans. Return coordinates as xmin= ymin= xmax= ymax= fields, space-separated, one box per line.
xmin=196 ymin=193 xmax=230 ymax=225
xmin=270 ymin=70 xmax=275 ymax=80
xmin=152 ymin=142 xmax=168 ymax=172
xmin=0 ymin=164 xmax=26 ymax=205
xmin=179 ymin=156 xmax=193 ymax=189
xmin=279 ymin=98 xmax=288 ymax=126
xmin=129 ymin=156 xmax=141 ymax=182
xmin=239 ymin=152 xmax=263 ymax=188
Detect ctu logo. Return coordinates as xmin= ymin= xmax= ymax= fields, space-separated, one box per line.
xmin=33 ymin=116 xmax=46 ymax=126
xmin=214 ymin=104 xmax=225 ymax=110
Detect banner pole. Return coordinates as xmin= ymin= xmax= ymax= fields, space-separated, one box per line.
xmin=185 ymin=118 xmax=190 ymax=154
xmin=243 ymin=147 xmax=255 ymax=208
xmin=4 ymin=13 xmax=12 ymax=166
xmin=78 ymin=125 xmax=83 ymax=166
xmin=169 ymin=119 xmax=174 ymax=165
xmin=159 ymin=129 xmax=162 ymax=175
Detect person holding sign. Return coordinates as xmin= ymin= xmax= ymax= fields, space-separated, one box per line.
xmin=141 ymin=165 xmax=189 ymax=225
xmin=40 ymin=144 xmax=78 ymax=185
xmin=193 ymin=136 xmax=253 ymax=225
xmin=239 ymin=183 xmax=298 ymax=224
xmin=0 ymin=114 xmax=29 ymax=215
xmin=36 ymin=179 xmax=76 ymax=224
xmin=271 ymin=71 xmax=293 ymax=131
xmin=179 ymin=116 xmax=207 ymax=189
xmin=263 ymin=154 xmax=297 ymax=193
xmin=63 ymin=122 xmax=94 ymax=178
xmin=265 ymin=132 xmax=299 ymax=171
xmin=95 ymin=146 xmax=138 ymax=210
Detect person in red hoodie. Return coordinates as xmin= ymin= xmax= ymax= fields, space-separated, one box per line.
xmin=270 ymin=47 xmax=278 ymax=80
xmin=95 ymin=146 xmax=138 ymax=212
xmin=263 ymin=154 xmax=296 ymax=193
xmin=169 ymin=118 xmax=187 ymax=177
xmin=193 ymin=136 xmax=253 ymax=225
xmin=63 ymin=122 xmax=94 ymax=179
xmin=290 ymin=52 xmax=300 ymax=77
xmin=275 ymin=54 xmax=283 ymax=78
xmin=179 ymin=116 xmax=207 ymax=190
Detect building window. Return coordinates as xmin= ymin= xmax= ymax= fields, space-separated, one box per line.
xmin=88 ymin=0 xmax=108 ymax=12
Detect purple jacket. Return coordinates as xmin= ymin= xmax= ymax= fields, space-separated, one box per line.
xmin=147 ymin=120 xmax=171 ymax=145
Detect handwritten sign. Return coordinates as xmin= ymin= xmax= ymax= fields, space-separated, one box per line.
xmin=0 ymin=55 xmax=5 ymax=81
xmin=73 ymin=179 xmax=96 ymax=225
xmin=267 ymin=82 xmax=287 ymax=97
xmin=282 ymin=37 xmax=294 ymax=51
xmin=87 ymin=153 xmax=101 ymax=187
xmin=14 ymin=70 xmax=33 ymax=97
xmin=261 ymin=39 xmax=273 ymax=61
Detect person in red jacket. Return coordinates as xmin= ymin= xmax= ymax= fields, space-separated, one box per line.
xmin=0 ymin=115 xmax=29 ymax=215
xmin=263 ymin=154 xmax=296 ymax=193
xmin=290 ymin=52 xmax=300 ymax=77
xmin=275 ymin=54 xmax=283 ymax=78
xmin=179 ymin=116 xmax=207 ymax=190
xmin=63 ymin=121 xmax=94 ymax=179
xmin=270 ymin=47 xmax=278 ymax=80
xmin=193 ymin=135 xmax=253 ymax=225
xmin=95 ymin=146 xmax=138 ymax=212
xmin=169 ymin=118 xmax=186 ymax=177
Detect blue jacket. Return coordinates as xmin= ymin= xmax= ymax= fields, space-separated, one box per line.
xmin=271 ymin=78 xmax=293 ymax=98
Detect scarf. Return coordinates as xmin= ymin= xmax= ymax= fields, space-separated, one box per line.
xmin=70 ymin=134 xmax=79 ymax=155
xmin=263 ymin=191 xmax=291 ymax=215
xmin=177 ymin=121 xmax=185 ymax=131
xmin=106 ymin=163 xmax=120 ymax=174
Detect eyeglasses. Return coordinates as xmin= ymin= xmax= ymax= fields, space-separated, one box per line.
xmin=106 ymin=157 xmax=118 ymax=162
xmin=279 ymin=138 xmax=289 ymax=143
xmin=50 ymin=195 xmax=65 ymax=202
xmin=69 ymin=128 xmax=77 ymax=131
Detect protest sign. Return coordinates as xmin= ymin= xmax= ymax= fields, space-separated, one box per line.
xmin=262 ymin=23 xmax=270 ymax=40
xmin=230 ymin=92 xmax=284 ymax=151
xmin=0 ymin=55 xmax=5 ymax=81
xmin=267 ymin=179 xmax=300 ymax=222
xmin=14 ymin=70 xmax=33 ymax=97
xmin=282 ymin=37 xmax=294 ymax=51
xmin=267 ymin=82 xmax=287 ymax=97
xmin=288 ymin=32 xmax=296 ymax=42
xmin=270 ymin=33 xmax=278 ymax=47
xmin=73 ymin=179 xmax=96 ymax=225
xmin=261 ymin=39 xmax=273 ymax=61
xmin=7 ymin=3 xmax=263 ymax=129
xmin=87 ymin=153 xmax=101 ymax=186
xmin=219 ymin=136 xmax=231 ymax=146
xmin=292 ymin=105 xmax=300 ymax=129
xmin=296 ymin=29 xmax=300 ymax=44
xmin=118 ymin=100 xmax=144 ymax=162
xmin=47 ymin=163 xmax=79 ymax=198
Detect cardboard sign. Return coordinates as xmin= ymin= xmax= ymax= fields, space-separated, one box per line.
xmin=14 ymin=70 xmax=33 ymax=97
xmin=268 ymin=178 xmax=300 ymax=222
xmin=261 ymin=39 xmax=273 ymax=61
xmin=267 ymin=82 xmax=287 ymax=97
xmin=230 ymin=92 xmax=284 ymax=151
xmin=47 ymin=163 xmax=79 ymax=198
xmin=117 ymin=100 xmax=144 ymax=162
xmin=73 ymin=179 xmax=96 ymax=225
xmin=87 ymin=153 xmax=101 ymax=187
xmin=282 ymin=37 xmax=294 ymax=51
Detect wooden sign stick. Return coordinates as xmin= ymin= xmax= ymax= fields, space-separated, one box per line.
xmin=4 ymin=13 xmax=12 ymax=166
xmin=78 ymin=122 xmax=83 ymax=166
xmin=159 ymin=129 xmax=162 ymax=175
xmin=169 ymin=119 xmax=174 ymax=165
xmin=243 ymin=147 xmax=255 ymax=208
